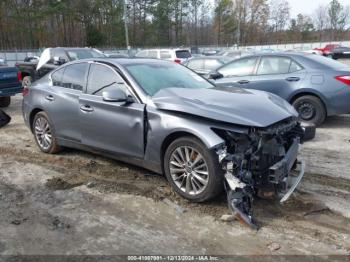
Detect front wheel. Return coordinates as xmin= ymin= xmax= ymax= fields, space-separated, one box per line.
xmin=292 ymin=95 xmax=326 ymax=126
xmin=0 ymin=97 xmax=11 ymax=108
xmin=164 ymin=136 xmax=223 ymax=202
xmin=33 ymin=111 xmax=61 ymax=154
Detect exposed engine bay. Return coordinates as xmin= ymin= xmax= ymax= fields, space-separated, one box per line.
xmin=215 ymin=118 xmax=307 ymax=229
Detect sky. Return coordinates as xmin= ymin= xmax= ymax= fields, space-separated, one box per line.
xmin=288 ymin=0 xmax=349 ymax=18
xmin=208 ymin=0 xmax=350 ymax=18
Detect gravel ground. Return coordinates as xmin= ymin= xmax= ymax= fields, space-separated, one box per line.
xmin=1 ymin=61 xmax=350 ymax=256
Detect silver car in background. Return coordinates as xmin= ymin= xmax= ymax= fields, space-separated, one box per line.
xmin=22 ymin=58 xmax=309 ymax=228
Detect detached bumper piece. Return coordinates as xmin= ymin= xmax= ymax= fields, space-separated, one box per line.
xmin=223 ymin=138 xmax=305 ymax=230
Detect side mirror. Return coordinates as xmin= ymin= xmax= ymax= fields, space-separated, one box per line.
xmin=208 ymin=72 xmax=223 ymax=80
xmin=102 ymin=88 xmax=134 ymax=104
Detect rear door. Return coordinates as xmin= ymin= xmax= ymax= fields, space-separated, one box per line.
xmin=79 ymin=63 xmax=145 ymax=158
xmin=43 ymin=63 xmax=89 ymax=142
xmin=248 ymin=56 xmax=306 ymax=100
xmin=214 ymin=56 xmax=258 ymax=88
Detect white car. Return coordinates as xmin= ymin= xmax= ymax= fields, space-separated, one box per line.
xmin=135 ymin=49 xmax=192 ymax=63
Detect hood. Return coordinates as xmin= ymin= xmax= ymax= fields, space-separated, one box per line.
xmin=152 ymin=87 xmax=298 ymax=128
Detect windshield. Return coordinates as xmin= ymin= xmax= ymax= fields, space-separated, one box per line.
xmin=124 ymin=62 xmax=214 ymax=96
xmin=67 ymin=49 xmax=105 ymax=60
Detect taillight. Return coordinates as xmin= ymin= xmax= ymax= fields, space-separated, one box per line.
xmin=174 ymin=59 xmax=181 ymax=64
xmin=335 ymin=76 xmax=350 ymax=85
xmin=22 ymin=87 xmax=29 ymax=96
xmin=17 ymin=71 xmax=22 ymax=81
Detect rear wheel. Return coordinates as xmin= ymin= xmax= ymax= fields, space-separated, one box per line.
xmin=0 ymin=97 xmax=11 ymax=108
xmin=164 ymin=136 xmax=223 ymax=202
xmin=33 ymin=111 xmax=61 ymax=154
xmin=292 ymin=95 xmax=326 ymax=126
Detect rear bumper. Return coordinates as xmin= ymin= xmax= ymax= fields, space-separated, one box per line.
xmin=0 ymin=86 xmax=23 ymax=97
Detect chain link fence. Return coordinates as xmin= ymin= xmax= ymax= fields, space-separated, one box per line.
xmin=1 ymin=40 xmax=350 ymax=66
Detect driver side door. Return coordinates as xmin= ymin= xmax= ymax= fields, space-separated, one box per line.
xmin=79 ymin=63 xmax=145 ymax=158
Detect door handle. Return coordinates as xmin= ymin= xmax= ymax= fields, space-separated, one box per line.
xmin=80 ymin=105 xmax=94 ymax=113
xmin=45 ymin=95 xmax=54 ymax=101
xmin=286 ymin=77 xmax=300 ymax=82
xmin=237 ymin=80 xmax=250 ymax=84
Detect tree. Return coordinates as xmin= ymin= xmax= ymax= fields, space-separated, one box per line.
xmin=313 ymin=5 xmax=329 ymax=41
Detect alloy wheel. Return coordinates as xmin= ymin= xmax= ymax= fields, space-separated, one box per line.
xmin=34 ymin=116 xmax=52 ymax=151
xmin=169 ymin=146 xmax=209 ymax=195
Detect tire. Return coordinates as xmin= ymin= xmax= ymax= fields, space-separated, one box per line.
xmin=164 ymin=136 xmax=223 ymax=202
xmin=22 ymin=76 xmax=33 ymax=87
xmin=292 ymin=95 xmax=326 ymax=126
xmin=0 ymin=97 xmax=11 ymax=108
xmin=32 ymin=111 xmax=61 ymax=154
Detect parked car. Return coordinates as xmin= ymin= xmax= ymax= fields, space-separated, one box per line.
xmin=210 ymin=53 xmax=350 ymax=126
xmin=182 ymin=56 xmax=233 ymax=76
xmin=22 ymin=58 xmax=312 ymax=228
xmin=314 ymin=44 xmax=340 ymax=56
xmin=135 ymin=49 xmax=192 ymax=63
xmin=0 ymin=62 xmax=22 ymax=107
xmin=328 ymin=46 xmax=350 ymax=60
xmin=218 ymin=50 xmax=244 ymax=59
xmin=16 ymin=47 xmax=105 ymax=87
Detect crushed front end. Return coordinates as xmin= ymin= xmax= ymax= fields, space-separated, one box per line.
xmin=215 ymin=118 xmax=306 ymax=229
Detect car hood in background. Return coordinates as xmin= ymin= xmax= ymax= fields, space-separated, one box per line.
xmin=152 ymin=87 xmax=298 ymax=127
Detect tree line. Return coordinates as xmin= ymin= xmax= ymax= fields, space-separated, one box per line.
xmin=0 ymin=0 xmax=349 ymax=50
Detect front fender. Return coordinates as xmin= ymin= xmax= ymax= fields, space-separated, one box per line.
xmin=144 ymin=107 xmax=249 ymax=173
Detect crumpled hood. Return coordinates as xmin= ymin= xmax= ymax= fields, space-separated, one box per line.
xmin=152 ymin=87 xmax=298 ymax=128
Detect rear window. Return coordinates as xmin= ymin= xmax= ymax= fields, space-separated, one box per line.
xmin=306 ymin=55 xmax=347 ymax=69
xmin=176 ymin=50 xmax=191 ymax=59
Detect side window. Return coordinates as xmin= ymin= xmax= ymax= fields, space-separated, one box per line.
xmin=51 ymin=68 xmax=65 ymax=87
xmin=218 ymin=57 xmax=257 ymax=77
xmin=257 ymin=57 xmax=292 ymax=75
xmin=148 ymin=50 xmax=158 ymax=59
xmin=289 ymin=60 xmax=303 ymax=73
xmin=61 ymin=63 xmax=89 ymax=91
xmin=87 ymin=64 xmax=129 ymax=96
xmin=205 ymin=59 xmax=222 ymax=70
xmin=187 ymin=59 xmax=204 ymax=70
xmin=160 ymin=51 xmax=171 ymax=59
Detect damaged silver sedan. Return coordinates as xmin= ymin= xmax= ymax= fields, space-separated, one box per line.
xmin=22 ymin=58 xmax=313 ymax=228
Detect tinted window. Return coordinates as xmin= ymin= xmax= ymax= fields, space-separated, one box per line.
xmin=187 ymin=59 xmax=204 ymax=70
xmin=125 ymin=62 xmax=213 ymax=96
xmin=87 ymin=64 xmax=127 ymax=96
xmin=148 ymin=51 xmax=158 ymax=58
xmin=51 ymin=68 xmax=65 ymax=87
xmin=218 ymin=57 xmax=257 ymax=77
xmin=176 ymin=50 xmax=191 ymax=59
xmin=205 ymin=59 xmax=223 ymax=70
xmin=160 ymin=51 xmax=172 ymax=59
xmin=257 ymin=57 xmax=292 ymax=75
xmin=61 ymin=63 xmax=89 ymax=91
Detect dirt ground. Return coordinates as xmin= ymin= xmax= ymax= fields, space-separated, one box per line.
xmin=1 ymin=63 xmax=350 ymax=256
